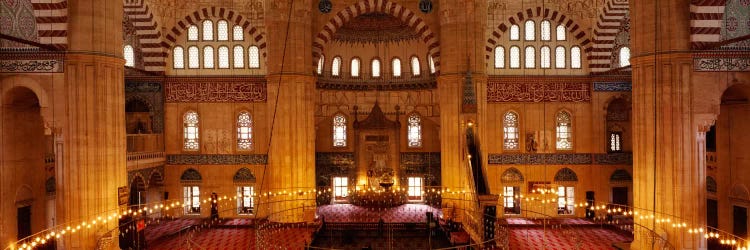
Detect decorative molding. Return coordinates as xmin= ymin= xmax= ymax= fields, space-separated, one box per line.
xmin=693 ymin=57 xmax=750 ymax=72
xmin=487 ymin=79 xmax=591 ymax=103
xmin=593 ymin=82 xmax=632 ymax=92
xmin=167 ymin=154 xmax=268 ymax=165
xmin=488 ymin=153 xmax=632 ymax=165
xmin=165 ymin=77 xmax=267 ymax=103
xmin=0 ymin=59 xmax=63 ymax=73
xmin=315 ymin=152 xmax=355 ymax=167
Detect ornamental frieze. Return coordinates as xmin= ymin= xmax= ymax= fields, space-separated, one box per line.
xmin=593 ymin=82 xmax=632 ymax=92
xmin=487 ymin=79 xmax=591 ymax=103
xmin=488 ymin=153 xmax=632 ymax=165
xmin=693 ymin=57 xmax=750 ymax=72
xmin=164 ymin=77 xmax=267 ymax=103
xmin=0 ymin=59 xmax=63 ymax=73
xmin=166 ymin=154 xmax=268 ymax=165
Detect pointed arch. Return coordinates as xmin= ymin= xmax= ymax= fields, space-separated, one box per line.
xmin=501 ymin=167 xmax=524 ymax=183
xmin=706 ymin=176 xmax=717 ymax=194
xmin=312 ymin=0 xmax=441 ymax=73
xmin=609 ymin=169 xmax=632 ymax=183
xmin=233 ymin=168 xmax=257 ymax=183
xmin=554 ymin=167 xmax=578 ymax=182
xmin=180 ymin=168 xmax=202 ymax=182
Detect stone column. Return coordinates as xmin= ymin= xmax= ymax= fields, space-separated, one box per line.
xmin=57 ymin=0 xmax=126 ymax=249
xmin=630 ymin=0 xmax=705 ymax=248
xmin=261 ymin=0 xmax=316 ymax=221
xmin=437 ymin=0 xmax=487 ymax=212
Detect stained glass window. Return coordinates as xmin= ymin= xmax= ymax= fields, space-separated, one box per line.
xmin=571 ymin=46 xmax=581 ymax=69
xmin=556 ymin=111 xmax=572 ymax=150
xmin=333 ymin=114 xmax=346 ymax=147
xmin=503 ymin=111 xmax=519 ymax=150
xmin=510 ymin=24 xmax=520 ymax=41
xmin=392 ymin=58 xmax=402 ymax=77
xmin=619 ymin=47 xmax=631 ymax=67
xmin=317 ymin=55 xmax=325 ymax=75
xmin=541 ymin=20 xmax=551 ymax=41
xmin=332 ymin=57 xmax=342 ymax=76
xmin=234 ymin=45 xmax=244 ymax=68
xmin=557 ymin=186 xmax=574 ymax=215
xmin=217 ymin=20 xmax=229 ymax=41
xmin=188 ymin=46 xmax=199 ymax=69
xmin=609 ymin=132 xmax=622 ymax=152
xmin=248 ymin=46 xmax=260 ymax=68
xmin=408 ymin=113 xmax=422 ymax=148
xmin=203 ymin=46 xmax=214 ymax=68
xmin=525 ymin=20 xmax=535 ymax=41
xmin=203 ymin=20 xmax=214 ymax=40
xmin=188 ymin=25 xmax=199 ymax=41
xmin=371 ymin=58 xmax=381 ymax=78
xmin=237 ymin=111 xmax=253 ymax=150
xmin=428 ymin=54 xmax=436 ymax=74
xmin=411 ymin=56 xmax=421 ymax=76
xmin=540 ymin=46 xmax=551 ymax=68
xmin=124 ymin=45 xmax=135 ymax=67
xmin=237 ymin=186 xmax=254 ymax=214
xmin=233 ymin=25 xmax=244 ymax=41
xmin=555 ymin=46 xmax=566 ymax=68
xmin=173 ymin=46 xmax=185 ymax=69
xmin=183 ymin=111 xmax=199 ymax=150
xmin=407 ymin=177 xmax=423 ymax=200
xmin=525 ymin=46 xmax=535 ymax=68
xmin=556 ymin=25 xmax=566 ymax=41
xmin=495 ymin=46 xmax=505 ymax=68
xmin=351 ymin=58 xmax=360 ymax=77
xmin=510 ymin=46 xmax=520 ymax=68
xmin=218 ymin=46 xmax=229 ymax=68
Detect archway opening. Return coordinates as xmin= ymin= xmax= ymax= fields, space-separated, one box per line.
xmin=129 ymin=176 xmax=147 ymax=206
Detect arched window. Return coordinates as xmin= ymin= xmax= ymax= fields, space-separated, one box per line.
xmin=188 ymin=46 xmax=199 ymax=69
xmin=237 ymin=111 xmax=253 ymax=150
xmin=428 ymin=55 xmax=436 ymax=74
xmin=503 ymin=111 xmax=519 ymax=150
xmin=510 ymin=24 xmax=520 ymax=41
xmin=332 ymin=57 xmax=342 ymax=76
xmin=407 ymin=113 xmax=422 ymax=148
xmin=173 ymin=46 xmax=185 ymax=69
xmin=371 ymin=58 xmax=381 ymax=78
xmin=233 ymin=25 xmax=244 ymax=41
xmin=203 ymin=46 xmax=214 ymax=68
xmin=218 ymin=46 xmax=229 ymax=68
xmin=183 ymin=111 xmax=199 ymax=150
xmin=233 ymin=45 xmax=244 ymax=68
xmin=333 ymin=114 xmax=347 ymax=147
xmin=392 ymin=58 xmax=402 ymax=77
xmin=217 ymin=20 xmax=229 ymax=41
xmin=619 ymin=47 xmax=631 ymax=67
xmin=494 ymin=46 xmax=505 ymax=68
xmin=540 ymin=46 xmax=551 ymax=68
xmin=510 ymin=46 xmax=520 ymax=68
xmin=351 ymin=58 xmax=360 ymax=77
xmin=525 ymin=46 xmax=535 ymax=68
xmin=202 ymin=20 xmax=214 ymax=41
xmin=525 ymin=20 xmax=535 ymax=41
xmin=188 ymin=25 xmax=199 ymax=41
xmin=541 ymin=20 xmax=551 ymax=41
xmin=317 ymin=55 xmax=325 ymax=75
xmin=571 ymin=46 xmax=582 ymax=69
xmin=555 ymin=46 xmax=566 ymax=68
xmin=411 ymin=56 xmax=421 ymax=76
xmin=248 ymin=46 xmax=260 ymax=68
xmin=556 ymin=111 xmax=572 ymax=150
xmin=124 ymin=45 xmax=135 ymax=67
xmin=556 ymin=25 xmax=566 ymax=41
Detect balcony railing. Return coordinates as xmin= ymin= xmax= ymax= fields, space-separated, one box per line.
xmin=127 ymin=133 xmax=164 ymax=152
xmin=316 ymin=70 xmax=437 ymax=90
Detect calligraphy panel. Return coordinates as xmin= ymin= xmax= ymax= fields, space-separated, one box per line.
xmin=694 ymin=57 xmax=750 ymax=72
xmin=487 ymin=79 xmax=591 ymax=103
xmin=165 ymin=78 xmax=267 ymax=103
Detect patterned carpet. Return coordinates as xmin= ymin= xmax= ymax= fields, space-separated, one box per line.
xmin=143 ymin=218 xmax=200 ymax=242
xmin=503 ymin=217 xmax=596 ymax=226
xmin=508 ymin=228 xmax=633 ymax=249
xmin=317 ymin=204 xmax=442 ymax=223
xmin=148 ymin=227 xmax=316 ymax=250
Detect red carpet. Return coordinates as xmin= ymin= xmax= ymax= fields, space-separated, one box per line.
xmin=317 ymin=204 xmax=442 ymax=223
xmin=508 ymin=228 xmax=632 ymax=249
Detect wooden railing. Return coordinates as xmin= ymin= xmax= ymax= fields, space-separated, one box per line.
xmin=127 ymin=133 xmax=164 ymax=152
